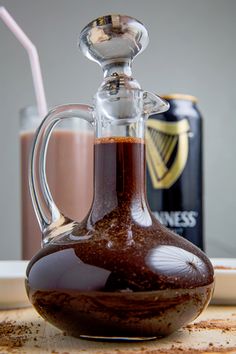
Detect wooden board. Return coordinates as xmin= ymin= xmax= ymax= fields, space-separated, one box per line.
xmin=0 ymin=305 xmax=236 ymax=353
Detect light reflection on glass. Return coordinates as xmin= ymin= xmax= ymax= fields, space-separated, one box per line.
xmin=146 ymin=245 xmax=206 ymax=277
xmin=131 ymin=198 xmax=152 ymax=226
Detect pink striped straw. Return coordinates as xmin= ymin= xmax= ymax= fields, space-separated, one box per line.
xmin=0 ymin=6 xmax=48 ymax=118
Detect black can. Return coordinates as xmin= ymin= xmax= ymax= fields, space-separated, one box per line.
xmin=146 ymin=93 xmax=204 ymax=250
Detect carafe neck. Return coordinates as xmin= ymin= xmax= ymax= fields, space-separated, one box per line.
xmin=90 ymin=136 xmax=148 ymax=224
xmin=103 ymin=61 xmax=132 ymax=78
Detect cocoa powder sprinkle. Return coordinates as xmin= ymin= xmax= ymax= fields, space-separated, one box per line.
xmin=95 ymin=347 xmax=236 ymax=354
xmin=185 ymin=319 xmax=236 ymax=331
xmin=0 ymin=320 xmax=31 ymax=349
xmin=214 ymin=266 xmax=236 ymax=270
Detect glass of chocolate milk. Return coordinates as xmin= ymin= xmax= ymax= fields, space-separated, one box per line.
xmin=20 ymin=107 xmax=94 ymax=259
xmin=25 ymin=14 xmax=214 ymax=340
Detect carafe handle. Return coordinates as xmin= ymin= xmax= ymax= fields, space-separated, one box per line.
xmin=29 ymin=104 xmax=94 ymax=242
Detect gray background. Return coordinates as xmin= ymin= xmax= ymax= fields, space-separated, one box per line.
xmin=0 ymin=0 xmax=235 ymax=259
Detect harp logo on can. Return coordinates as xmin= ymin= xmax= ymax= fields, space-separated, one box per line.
xmin=146 ymin=118 xmax=190 ymax=189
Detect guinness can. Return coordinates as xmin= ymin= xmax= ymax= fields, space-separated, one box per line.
xmin=146 ymin=93 xmax=204 ymax=250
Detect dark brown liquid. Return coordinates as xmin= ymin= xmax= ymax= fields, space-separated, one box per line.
xmin=26 ymin=137 xmax=214 ymax=339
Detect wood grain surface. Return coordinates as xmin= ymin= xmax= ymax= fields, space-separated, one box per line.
xmin=0 ymin=305 xmax=236 ymax=354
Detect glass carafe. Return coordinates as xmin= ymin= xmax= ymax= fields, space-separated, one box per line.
xmin=26 ymin=14 xmax=214 ymax=340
